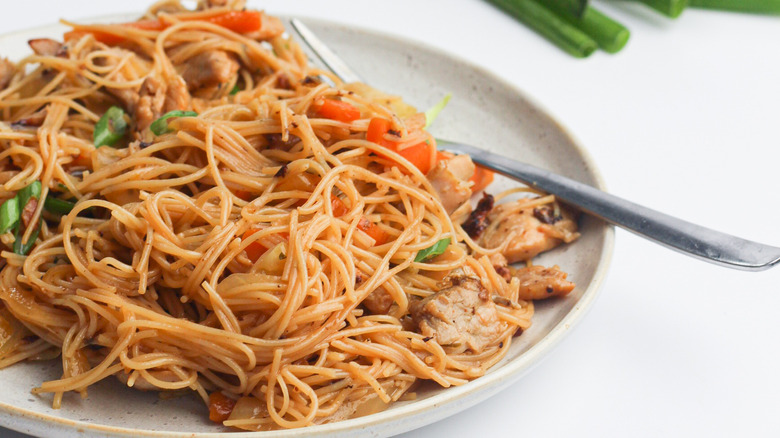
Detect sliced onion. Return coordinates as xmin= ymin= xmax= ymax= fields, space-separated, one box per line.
xmin=0 ymin=308 xmax=25 ymax=358
xmin=227 ymin=396 xmax=266 ymax=421
xmin=256 ymin=243 xmax=286 ymax=275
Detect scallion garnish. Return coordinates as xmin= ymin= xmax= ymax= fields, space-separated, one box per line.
xmin=414 ymin=238 xmax=451 ymax=263
xmin=150 ymin=110 xmax=198 ymax=136
xmin=424 ymin=93 xmax=452 ymax=129
xmin=94 ymin=106 xmax=127 ymax=148
xmin=230 ymin=84 xmax=241 ymax=95
xmin=13 ymin=222 xmax=40 ymax=255
xmin=44 ymin=197 xmax=76 ymax=215
xmin=0 ymin=198 xmax=20 ymax=234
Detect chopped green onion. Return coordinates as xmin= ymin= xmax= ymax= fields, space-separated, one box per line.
xmin=414 ymin=238 xmax=451 ymax=262
xmin=486 ymin=0 xmax=598 ymax=58
xmin=13 ymin=222 xmax=39 ymax=255
xmin=688 ymin=0 xmax=780 ymax=13
xmin=94 ymin=106 xmax=127 ymax=148
xmin=424 ymin=93 xmax=452 ymax=129
xmin=16 ymin=181 xmax=41 ymax=212
xmin=44 ymin=197 xmax=76 ymax=215
xmin=150 ymin=110 xmax=198 ymax=136
xmin=230 ymin=84 xmax=241 ymax=95
xmin=637 ymin=0 xmax=688 ymax=18
xmin=0 ymin=197 xmax=20 ymax=234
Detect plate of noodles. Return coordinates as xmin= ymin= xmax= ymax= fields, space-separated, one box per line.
xmin=0 ymin=1 xmax=612 ymax=437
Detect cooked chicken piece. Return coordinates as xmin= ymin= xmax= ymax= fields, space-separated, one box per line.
xmin=427 ymin=154 xmax=475 ymax=214
xmin=514 ymin=265 xmax=575 ymax=300
xmin=362 ymin=287 xmax=394 ymax=314
xmin=98 ymin=47 xmax=152 ymax=115
xmin=0 ymin=58 xmax=16 ymax=90
xmin=479 ymin=201 xmax=579 ymax=264
xmin=489 ymin=252 xmax=512 ymax=282
xmin=134 ymin=75 xmax=191 ymax=131
xmin=105 ymin=75 xmax=139 ymax=113
xmin=180 ymin=50 xmax=240 ymax=91
xmin=410 ymin=270 xmax=502 ymax=353
xmin=21 ymin=199 xmax=37 ymax=228
xmin=28 ymin=38 xmax=64 ymax=57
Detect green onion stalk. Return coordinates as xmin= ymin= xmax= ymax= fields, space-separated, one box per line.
xmin=689 ymin=0 xmax=780 ymax=13
xmin=638 ymin=0 xmax=689 ymax=18
xmin=486 ymin=0 xmax=598 ymax=58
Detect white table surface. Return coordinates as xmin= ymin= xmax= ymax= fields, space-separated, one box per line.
xmin=1 ymin=1 xmax=779 ymax=437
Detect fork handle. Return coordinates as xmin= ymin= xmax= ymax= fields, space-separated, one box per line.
xmin=440 ymin=140 xmax=780 ymax=271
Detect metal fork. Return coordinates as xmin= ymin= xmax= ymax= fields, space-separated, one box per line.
xmin=289 ymin=18 xmax=780 ymax=272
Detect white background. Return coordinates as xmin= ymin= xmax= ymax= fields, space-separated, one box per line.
xmin=1 ymin=1 xmax=779 ymax=437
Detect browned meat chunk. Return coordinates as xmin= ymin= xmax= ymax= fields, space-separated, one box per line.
xmin=250 ymin=14 xmax=286 ymax=41
xmin=98 ymin=48 xmax=150 ymax=113
xmin=427 ymin=154 xmax=475 ymax=214
xmin=461 ymin=192 xmax=494 ymax=239
xmin=106 ymin=76 xmax=139 ymax=113
xmin=134 ymin=75 xmax=191 ymax=131
xmin=362 ymin=287 xmax=394 ymax=315
xmin=28 ymin=38 xmax=64 ymax=57
xmin=410 ymin=271 xmax=502 ymax=353
xmin=21 ymin=198 xmax=38 ymax=228
xmin=0 ymin=58 xmax=16 ymax=90
xmin=479 ymin=201 xmax=579 ymax=264
xmin=514 ymin=265 xmax=575 ymax=300
xmin=180 ymin=50 xmax=239 ymax=91
xmin=489 ymin=253 xmax=512 ymax=282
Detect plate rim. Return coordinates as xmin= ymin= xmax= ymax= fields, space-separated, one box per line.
xmin=0 ymin=12 xmax=615 ymax=438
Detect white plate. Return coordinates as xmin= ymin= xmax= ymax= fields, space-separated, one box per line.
xmin=0 ymin=15 xmax=614 ymax=438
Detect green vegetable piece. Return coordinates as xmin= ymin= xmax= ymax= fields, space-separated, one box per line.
xmin=13 ymin=222 xmax=40 ymax=255
xmin=94 ymin=106 xmax=128 ymax=148
xmin=0 ymin=197 xmax=20 ymax=234
xmin=230 ymin=84 xmax=241 ymax=95
xmin=638 ymin=0 xmax=688 ymax=18
xmin=545 ymin=3 xmax=630 ymax=53
xmin=150 ymin=110 xmax=198 ymax=135
xmin=414 ymin=238 xmax=451 ymax=263
xmin=548 ymin=0 xmax=590 ymax=17
xmin=688 ymin=0 xmax=780 ymax=13
xmin=424 ymin=93 xmax=452 ymax=129
xmin=486 ymin=0 xmax=598 ymax=58
xmin=44 ymin=197 xmax=76 ymax=215
xmin=16 ymin=181 xmax=41 ymax=212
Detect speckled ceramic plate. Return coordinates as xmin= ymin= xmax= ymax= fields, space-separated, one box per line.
xmin=0 ymin=14 xmax=614 ymax=438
